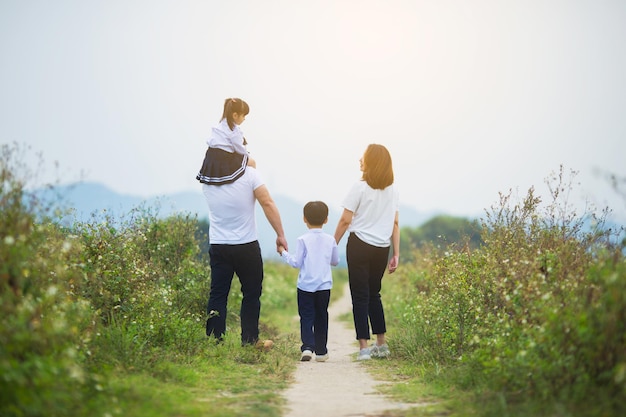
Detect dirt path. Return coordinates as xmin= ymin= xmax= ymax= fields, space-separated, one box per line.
xmin=281 ymin=284 xmax=413 ymax=417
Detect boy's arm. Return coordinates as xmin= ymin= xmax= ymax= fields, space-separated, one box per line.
xmin=279 ymin=240 xmax=304 ymax=268
xmin=330 ymin=241 xmax=340 ymax=266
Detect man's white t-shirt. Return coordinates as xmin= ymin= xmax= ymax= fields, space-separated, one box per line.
xmin=342 ymin=180 xmax=399 ymax=247
xmin=202 ymin=167 xmax=263 ymax=245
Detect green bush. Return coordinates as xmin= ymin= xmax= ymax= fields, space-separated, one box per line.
xmin=70 ymin=210 xmax=213 ymax=368
xmin=390 ymin=167 xmax=626 ymax=415
xmin=1 ymin=144 xmax=103 ymax=416
xmin=1 ymin=143 xmax=214 ymax=415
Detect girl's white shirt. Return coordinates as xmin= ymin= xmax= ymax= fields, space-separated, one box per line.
xmin=342 ymin=180 xmax=399 ymax=247
xmin=207 ymin=119 xmax=247 ymax=155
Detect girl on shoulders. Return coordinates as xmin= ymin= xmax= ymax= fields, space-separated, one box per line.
xmin=196 ymin=97 xmax=256 ymax=185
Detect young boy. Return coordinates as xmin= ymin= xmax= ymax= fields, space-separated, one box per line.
xmin=278 ymin=201 xmax=340 ymax=362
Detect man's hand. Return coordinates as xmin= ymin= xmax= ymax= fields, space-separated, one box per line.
xmin=276 ymin=236 xmax=288 ymax=254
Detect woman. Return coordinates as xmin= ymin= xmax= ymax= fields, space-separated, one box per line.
xmin=334 ymin=144 xmax=399 ymax=360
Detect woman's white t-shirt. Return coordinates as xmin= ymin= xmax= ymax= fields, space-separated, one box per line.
xmin=342 ymin=180 xmax=399 ymax=247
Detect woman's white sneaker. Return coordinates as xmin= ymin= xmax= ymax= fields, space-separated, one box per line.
xmin=370 ymin=343 xmax=390 ymax=358
xmin=357 ymin=348 xmax=371 ymax=361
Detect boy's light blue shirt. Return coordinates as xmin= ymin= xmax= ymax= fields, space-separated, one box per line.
xmin=280 ymin=229 xmax=340 ymax=292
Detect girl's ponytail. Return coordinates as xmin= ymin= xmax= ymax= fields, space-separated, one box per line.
xmin=221 ymin=98 xmax=250 ymax=130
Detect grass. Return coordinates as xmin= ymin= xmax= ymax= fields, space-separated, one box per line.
xmin=87 ymin=265 xmax=350 ymax=417
xmin=364 ymin=352 xmax=485 ymax=417
xmin=102 ymin=340 xmax=293 ymax=417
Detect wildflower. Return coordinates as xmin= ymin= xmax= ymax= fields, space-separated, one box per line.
xmin=61 ymin=241 xmax=72 ymax=253
xmin=3 ymin=235 xmax=15 ymax=245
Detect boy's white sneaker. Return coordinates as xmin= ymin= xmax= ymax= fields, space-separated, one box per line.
xmin=300 ymin=350 xmax=313 ymax=361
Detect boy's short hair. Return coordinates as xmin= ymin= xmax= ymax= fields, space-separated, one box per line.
xmin=303 ymin=201 xmax=328 ymax=226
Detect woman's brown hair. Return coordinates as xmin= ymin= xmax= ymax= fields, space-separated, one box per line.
xmin=362 ymin=144 xmax=394 ymax=190
xmin=221 ymin=98 xmax=249 ymax=130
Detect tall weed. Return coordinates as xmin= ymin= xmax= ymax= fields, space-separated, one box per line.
xmin=391 ymin=167 xmax=626 ymax=414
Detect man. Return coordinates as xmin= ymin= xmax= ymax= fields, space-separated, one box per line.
xmin=201 ymin=165 xmax=288 ymax=346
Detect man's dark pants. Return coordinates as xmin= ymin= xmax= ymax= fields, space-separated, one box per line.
xmin=206 ymin=241 xmax=263 ymax=345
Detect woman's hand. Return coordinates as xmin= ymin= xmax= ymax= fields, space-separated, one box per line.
xmin=334 ymin=208 xmax=354 ymax=243
xmin=388 ymin=255 xmax=399 ymax=274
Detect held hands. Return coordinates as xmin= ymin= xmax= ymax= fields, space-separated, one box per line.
xmin=276 ymin=236 xmax=288 ymax=254
xmin=388 ymin=255 xmax=399 ymax=274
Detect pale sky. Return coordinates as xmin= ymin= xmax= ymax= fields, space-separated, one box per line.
xmin=1 ymin=0 xmax=625 ymax=223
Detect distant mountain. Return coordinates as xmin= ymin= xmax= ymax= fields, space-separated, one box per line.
xmin=34 ymin=181 xmax=440 ymax=261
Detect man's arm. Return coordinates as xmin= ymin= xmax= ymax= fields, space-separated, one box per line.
xmin=254 ymin=185 xmax=288 ymax=252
